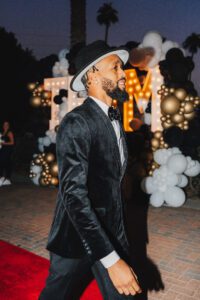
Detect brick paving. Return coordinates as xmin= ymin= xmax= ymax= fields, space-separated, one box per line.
xmin=0 ymin=183 xmax=200 ymax=300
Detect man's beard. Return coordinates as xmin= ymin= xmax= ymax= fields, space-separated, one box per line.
xmin=101 ymin=77 xmax=129 ymax=103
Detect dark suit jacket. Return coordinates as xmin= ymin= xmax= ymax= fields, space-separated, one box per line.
xmin=47 ymin=97 xmax=130 ymax=263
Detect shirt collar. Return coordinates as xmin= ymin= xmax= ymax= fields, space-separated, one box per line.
xmin=90 ymin=96 xmax=109 ymax=116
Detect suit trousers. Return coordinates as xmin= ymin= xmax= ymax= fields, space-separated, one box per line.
xmin=39 ymin=252 xmax=135 ymax=300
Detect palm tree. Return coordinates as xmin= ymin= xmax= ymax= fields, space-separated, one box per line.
xmin=183 ymin=33 xmax=200 ymax=59
xmin=70 ymin=0 xmax=86 ymax=47
xmin=97 ymin=2 xmax=119 ymax=44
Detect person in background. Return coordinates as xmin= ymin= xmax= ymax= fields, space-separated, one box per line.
xmin=0 ymin=121 xmax=14 ymax=186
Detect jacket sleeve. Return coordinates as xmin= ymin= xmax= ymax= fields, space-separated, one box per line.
xmin=56 ymin=112 xmax=115 ymax=262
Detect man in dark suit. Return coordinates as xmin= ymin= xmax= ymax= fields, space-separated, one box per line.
xmin=39 ymin=40 xmax=141 ymax=299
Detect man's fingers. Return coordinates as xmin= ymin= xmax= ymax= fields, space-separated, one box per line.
xmin=117 ymin=287 xmax=124 ymax=295
xmin=128 ymin=285 xmax=137 ymax=295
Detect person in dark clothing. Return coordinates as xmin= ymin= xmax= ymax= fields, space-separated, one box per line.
xmin=0 ymin=121 xmax=14 ymax=186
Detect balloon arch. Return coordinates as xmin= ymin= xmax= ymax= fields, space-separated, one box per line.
xmin=28 ymin=31 xmax=200 ymax=207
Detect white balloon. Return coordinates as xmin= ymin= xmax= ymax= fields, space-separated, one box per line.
xmin=167 ymin=173 xmax=179 ymax=186
xmin=164 ymin=186 xmax=185 ymax=207
xmin=142 ymin=31 xmax=163 ymax=48
xmin=38 ymin=144 xmax=44 ymax=152
xmin=58 ymin=48 xmax=69 ymax=61
xmin=154 ymin=149 xmax=169 ymax=165
xmin=167 ymin=154 xmax=188 ymax=174
xmin=42 ymin=136 xmax=51 ymax=147
xmin=144 ymin=113 xmax=151 ymax=125
xmin=32 ymin=175 xmax=40 ymax=185
xmin=162 ymin=40 xmax=175 ymax=54
xmin=141 ymin=177 xmax=156 ymax=194
xmin=38 ymin=137 xmax=43 ymax=144
xmin=150 ymin=192 xmax=165 ymax=207
xmin=148 ymin=48 xmax=162 ymax=68
xmin=184 ymin=161 xmax=200 ymax=177
xmin=32 ymin=165 xmax=42 ymax=174
xmin=177 ymin=175 xmax=188 ymax=188
xmin=171 ymin=147 xmax=181 ymax=155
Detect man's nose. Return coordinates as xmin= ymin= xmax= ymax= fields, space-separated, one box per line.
xmin=119 ymin=68 xmax=126 ymax=78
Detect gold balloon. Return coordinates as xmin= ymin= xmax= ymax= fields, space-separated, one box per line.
xmin=30 ymin=97 xmax=41 ymax=107
xmin=169 ymin=88 xmax=175 ymax=93
xmin=46 ymin=153 xmax=55 ymax=163
xmin=178 ymin=123 xmax=184 ymax=129
xmin=184 ymin=111 xmax=196 ymax=120
xmin=161 ymin=95 xmax=180 ymax=115
xmin=171 ymin=113 xmax=185 ymax=124
xmin=194 ymin=99 xmax=200 ymax=105
xmin=51 ymin=177 xmax=59 ymax=186
xmin=162 ymin=122 xmax=173 ymax=129
xmin=184 ymin=102 xmax=194 ymax=113
xmin=34 ymin=158 xmax=41 ymax=165
xmin=183 ymin=125 xmax=189 ymax=130
xmin=50 ymin=162 xmax=58 ymax=176
xmin=39 ymin=177 xmax=49 ymax=186
xmin=174 ymin=88 xmax=187 ymax=100
xmin=154 ymin=131 xmax=162 ymax=139
xmin=161 ymin=116 xmax=166 ymax=121
xmin=28 ymin=83 xmax=36 ymax=90
xmin=166 ymin=119 xmax=172 ymax=124
xmin=151 ymin=138 xmax=160 ymax=149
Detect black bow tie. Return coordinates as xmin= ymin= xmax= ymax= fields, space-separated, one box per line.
xmin=108 ymin=106 xmax=121 ymax=121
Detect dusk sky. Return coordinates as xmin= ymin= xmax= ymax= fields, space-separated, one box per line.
xmin=1 ymin=0 xmax=200 ymax=91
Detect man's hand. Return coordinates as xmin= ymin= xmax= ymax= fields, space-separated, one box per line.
xmin=107 ymin=259 xmax=142 ymax=296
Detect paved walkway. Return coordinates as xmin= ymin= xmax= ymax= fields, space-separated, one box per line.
xmin=0 ymin=183 xmax=199 ymax=300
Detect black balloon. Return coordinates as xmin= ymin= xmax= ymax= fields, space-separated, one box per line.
xmin=163 ymin=126 xmax=184 ymax=148
xmin=53 ymin=95 xmax=63 ymax=105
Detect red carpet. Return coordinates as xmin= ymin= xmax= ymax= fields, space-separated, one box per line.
xmin=0 ymin=240 xmax=103 ymax=300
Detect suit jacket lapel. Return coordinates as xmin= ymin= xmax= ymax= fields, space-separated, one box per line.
xmin=85 ymin=97 xmax=122 ymax=173
xmin=119 ymin=122 xmax=128 ymax=178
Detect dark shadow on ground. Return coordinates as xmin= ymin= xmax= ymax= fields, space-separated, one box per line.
xmin=123 ymin=131 xmax=165 ymax=299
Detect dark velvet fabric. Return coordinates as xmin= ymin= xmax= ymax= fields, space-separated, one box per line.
xmin=47 ymin=97 xmax=130 ymax=263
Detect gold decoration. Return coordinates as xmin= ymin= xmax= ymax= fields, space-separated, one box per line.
xmin=174 ymin=88 xmax=187 ymax=101
xmin=151 ymin=138 xmax=160 ymax=149
xmin=162 ymin=122 xmax=173 ymax=129
xmin=154 ymin=131 xmax=162 ymax=139
xmin=39 ymin=177 xmax=49 ymax=186
xmin=46 ymin=153 xmax=55 ymax=163
xmin=171 ymin=113 xmax=185 ymax=124
xmin=30 ymin=97 xmax=41 ymax=107
xmin=183 ymin=102 xmax=194 ymax=114
xmin=184 ymin=111 xmax=196 ymax=120
xmin=51 ymin=177 xmax=59 ymax=186
xmin=50 ymin=162 xmax=58 ymax=176
xmin=161 ymin=95 xmax=180 ymax=115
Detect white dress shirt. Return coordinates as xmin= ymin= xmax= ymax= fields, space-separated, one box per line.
xmin=90 ymin=96 xmax=125 ymax=268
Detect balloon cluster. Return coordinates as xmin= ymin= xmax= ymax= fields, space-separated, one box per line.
xmin=38 ymin=129 xmax=56 ymax=152
xmin=129 ymin=31 xmax=184 ymax=69
xmin=52 ymin=49 xmax=69 ymax=77
xmin=151 ymin=130 xmax=168 ymax=152
xmin=159 ymin=87 xmax=200 ymax=130
xmin=28 ymin=82 xmax=51 ymax=107
xmin=159 ymin=48 xmax=196 ymax=95
xmin=53 ymin=89 xmax=68 ymax=105
xmin=141 ymin=147 xmax=200 ymax=207
xmin=30 ymin=153 xmax=59 ymax=187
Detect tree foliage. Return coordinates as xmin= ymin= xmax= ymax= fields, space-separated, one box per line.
xmin=97 ymin=2 xmax=118 ymax=43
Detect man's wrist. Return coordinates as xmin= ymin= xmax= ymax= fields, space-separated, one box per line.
xmin=100 ymin=250 xmax=120 ymax=268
